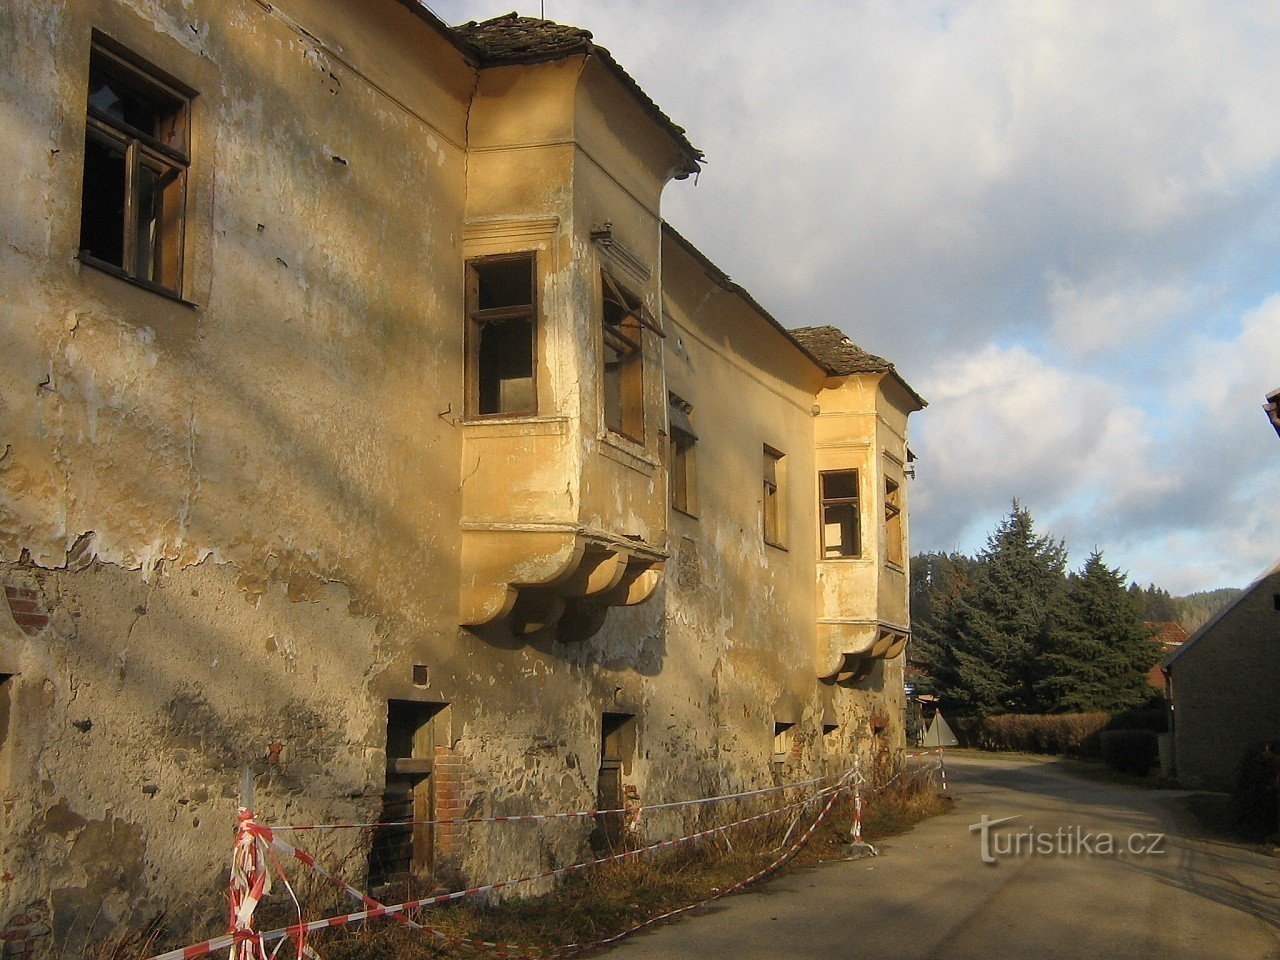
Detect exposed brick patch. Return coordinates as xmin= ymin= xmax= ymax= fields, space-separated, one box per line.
xmin=1 ymin=905 xmax=51 ymax=958
xmin=432 ymin=747 xmax=470 ymax=868
xmin=4 ymin=585 xmax=48 ymax=637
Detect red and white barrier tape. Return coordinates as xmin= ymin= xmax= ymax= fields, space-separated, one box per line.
xmin=146 ymin=759 xmax=946 ymax=960
xmin=143 ymin=783 xmax=843 ymax=960
xmin=271 ymin=770 xmax=840 ymax=833
xmin=547 ymin=767 xmax=857 ymax=957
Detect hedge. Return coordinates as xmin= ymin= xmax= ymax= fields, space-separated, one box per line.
xmin=1099 ymin=729 xmax=1159 ymax=776
xmin=951 ymin=712 xmax=1110 ymax=755
xmin=1234 ymin=739 xmax=1280 ymax=839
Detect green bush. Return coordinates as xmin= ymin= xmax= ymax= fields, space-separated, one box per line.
xmin=952 ymin=713 xmax=1110 ymax=755
xmin=1233 ymin=739 xmax=1280 ymax=839
xmin=1099 ymin=729 xmax=1159 ymax=776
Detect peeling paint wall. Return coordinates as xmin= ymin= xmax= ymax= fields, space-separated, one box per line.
xmin=0 ymin=1 xmax=919 ymax=955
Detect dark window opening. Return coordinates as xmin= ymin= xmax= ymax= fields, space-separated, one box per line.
xmin=885 ymin=476 xmax=903 ymax=567
xmin=668 ymin=394 xmax=697 ymax=515
xmin=772 ymin=721 xmax=796 ymax=765
xmin=763 ymin=447 xmax=786 ymax=548
xmin=601 ymin=272 xmax=645 ymax=442
xmin=467 ymin=255 xmax=536 ymax=417
xmin=369 ymin=700 xmax=448 ymax=889
xmin=820 ymin=469 xmax=860 ymax=558
xmin=0 ymin=674 xmax=12 ymax=757
xmin=79 ymin=41 xmax=189 ymax=295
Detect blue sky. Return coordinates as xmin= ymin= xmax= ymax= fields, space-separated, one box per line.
xmin=432 ymin=1 xmax=1280 ymax=593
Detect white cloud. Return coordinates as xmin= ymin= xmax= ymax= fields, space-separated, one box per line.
xmin=432 ymin=1 xmax=1280 ymax=589
xmin=1048 ymin=273 xmax=1191 ymax=355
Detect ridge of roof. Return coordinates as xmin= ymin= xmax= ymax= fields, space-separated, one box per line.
xmin=392 ymin=0 xmax=482 ymax=60
xmin=453 ymin=13 xmax=703 ymax=175
xmin=660 ymin=223 xmax=828 ymax=373
xmin=1164 ymin=560 xmax=1280 ymax=669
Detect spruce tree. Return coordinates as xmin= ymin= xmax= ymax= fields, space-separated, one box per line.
xmin=917 ymin=503 xmax=1067 ymax=715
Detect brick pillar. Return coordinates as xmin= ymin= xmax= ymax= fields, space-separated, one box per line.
xmin=432 ymin=747 xmax=469 ymax=875
xmin=3 ymin=585 xmax=48 ymax=636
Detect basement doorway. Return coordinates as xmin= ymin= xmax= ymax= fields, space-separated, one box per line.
xmin=368 ymin=700 xmax=449 ymax=889
xmin=593 ymin=712 xmax=635 ymax=853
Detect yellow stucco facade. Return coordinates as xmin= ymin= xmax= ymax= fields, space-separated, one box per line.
xmin=0 ymin=2 xmax=923 ymax=952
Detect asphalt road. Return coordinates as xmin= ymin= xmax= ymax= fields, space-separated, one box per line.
xmin=616 ymin=753 xmax=1280 ymax=960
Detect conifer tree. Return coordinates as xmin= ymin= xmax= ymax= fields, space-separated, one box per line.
xmin=1037 ymin=552 xmax=1157 ymax=711
xmin=916 ymin=503 xmax=1067 ymax=715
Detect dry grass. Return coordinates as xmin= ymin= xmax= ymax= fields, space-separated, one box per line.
xmin=309 ymin=764 xmax=951 ymax=960
xmin=88 ymin=764 xmax=949 ymax=960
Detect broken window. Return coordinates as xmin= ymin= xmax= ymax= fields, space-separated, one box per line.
xmin=369 ymin=701 xmax=448 ymax=888
xmin=79 ymin=39 xmax=190 ymax=295
xmin=601 ymin=271 xmax=646 ymax=442
xmin=772 ymin=721 xmax=796 ymax=766
xmin=594 ymin=712 xmax=636 ymax=853
xmin=820 ymin=469 xmax=860 ymax=558
xmin=467 ymin=254 xmax=537 ymax=417
xmin=762 ymin=446 xmax=786 ymax=548
xmin=668 ymin=394 xmax=697 ymax=515
xmin=885 ymin=476 xmax=904 ymax=567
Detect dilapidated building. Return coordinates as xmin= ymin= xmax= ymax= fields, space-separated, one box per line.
xmin=0 ymin=2 xmax=923 ymax=953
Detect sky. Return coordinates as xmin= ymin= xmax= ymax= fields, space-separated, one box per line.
xmin=431 ymin=1 xmax=1280 ymax=594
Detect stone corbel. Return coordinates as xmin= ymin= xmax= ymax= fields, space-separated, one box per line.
xmin=460 ymin=529 xmax=665 ymax=634
xmin=817 ymin=620 xmax=908 ymax=683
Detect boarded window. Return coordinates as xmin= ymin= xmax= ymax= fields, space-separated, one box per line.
xmin=467 ymin=255 xmax=536 ymax=417
xmin=885 ymin=476 xmax=903 ymax=567
xmin=668 ymin=394 xmax=697 ymax=515
xmin=368 ymin=701 xmax=448 ymax=888
xmin=820 ymin=470 xmax=860 ymax=558
xmin=80 ymin=39 xmax=190 ymax=295
xmin=763 ymin=447 xmax=786 ymax=548
xmin=601 ymin=272 xmax=645 ymax=441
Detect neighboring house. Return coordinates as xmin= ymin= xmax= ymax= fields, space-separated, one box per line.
xmin=0 ymin=2 xmax=923 ymax=953
xmin=1163 ymin=563 xmax=1280 ymax=789
xmin=1145 ymin=620 xmax=1188 ymax=692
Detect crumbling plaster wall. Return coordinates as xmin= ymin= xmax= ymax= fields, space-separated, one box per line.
xmin=0 ymin=0 xmax=480 ymax=950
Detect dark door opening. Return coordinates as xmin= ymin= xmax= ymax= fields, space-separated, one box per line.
xmin=593 ymin=712 xmax=635 ymax=853
xmin=368 ymin=700 xmax=448 ymax=889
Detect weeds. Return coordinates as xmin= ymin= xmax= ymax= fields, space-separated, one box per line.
xmin=310 ymin=764 xmax=950 ymax=960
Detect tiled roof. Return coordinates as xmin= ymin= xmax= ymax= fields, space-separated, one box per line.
xmin=791 ymin=325 xmax=925 ymax=408
xmin=1144 ymin=621 xmax=1189 ymax=650
xmin=790 ymin=326 xmax=894 ymax=375
xmin=453 ymin=13 xmax=703 ymax=174
xmin=455 ymin=12 xmax=592 ymax=62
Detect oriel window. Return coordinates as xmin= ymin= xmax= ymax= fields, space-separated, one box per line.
xmin=79 ymin=40 xmax=190 ymax=295
xmin=820 ymin=470 xmax=860 ymax=558
xmin=601 ymin=272 xmax=647 ymax=442
xmin=467 ymin=254 xmax=537 ymax=417
xmin=885 ymin=476 xmax=904 ymax=567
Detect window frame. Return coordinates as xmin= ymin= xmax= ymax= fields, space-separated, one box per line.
xmin=465 ymin=252 xmax=539 ymax=420
xmin=884 ymin=475 xmax=904 ymax=568
xmin=600 ymin=270 xmax=649 ymax=444
xmin=668 ymin=393 xmax=697 ymax=517
xmin=78 ymin=39 xmax=192 ymax=299
xmin=762 ymin=445 xmax=787 ymax=550
xmin=819 ymin=468 xmax=861 ymax=560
